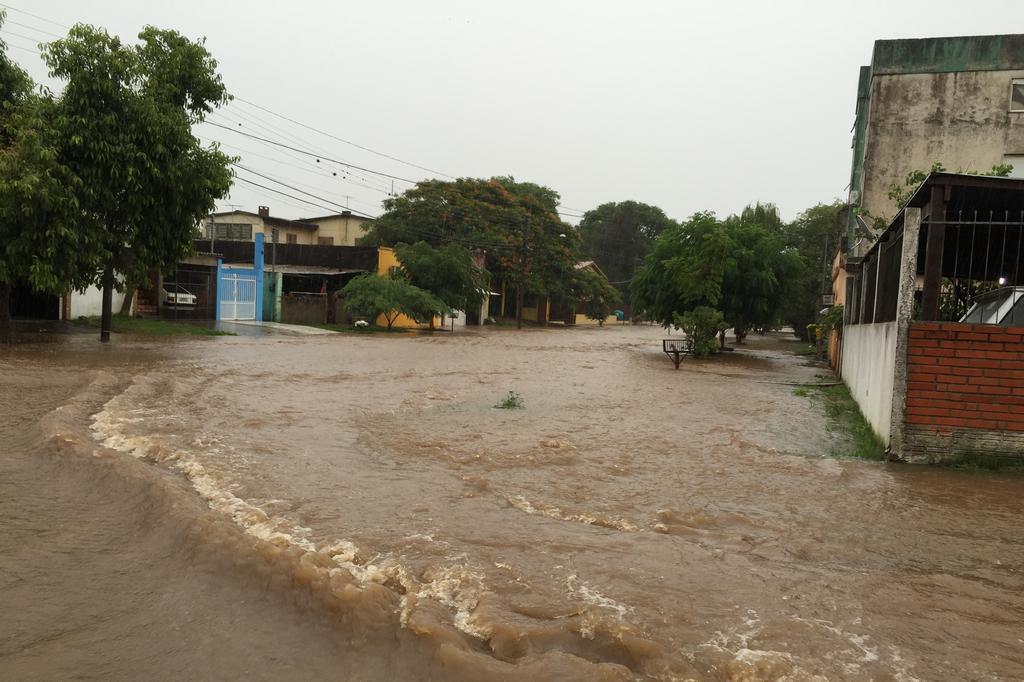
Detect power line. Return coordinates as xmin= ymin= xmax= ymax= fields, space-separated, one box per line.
xmin=207 ymin=111 xmax=391 ymax=196
xmin=4 ymin=18 xmax=61 ymax=38
xmin=232 ymin=96 xmax=455 ymax=180
xmin=232 ymin=163 xmax=377 ymax=219
xmin=205 ymin=120 xmax=418 ymax=184
xmin=231 ymin=176 xmax=348 ymax=215
xmin=218 ymin=106 xmax=393 ymax=191
xmin=3 ymin=41 xmax=38 ymax=55
xmin=0 ymin=5 xmax=456 ymax=187
xmin=1 ymin=28 xmax=48 ymax=46
xmin=199 ymin=135 xmax=389 ymax=201
xmin=202 ymin=122 xmax=392 ymax=207
xmin=1 ymin=3 xmax=584 ymax=232
xmin=0 ymin=3 xmax=70 ymax=29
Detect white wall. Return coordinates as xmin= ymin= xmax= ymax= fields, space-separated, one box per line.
xmin=841 ymin=321 xmax=898 ymax=446
xmin=68 ymin=286 xmax=128 ymax=318
xmin=442 ymin=311 xmax=467 ymax=329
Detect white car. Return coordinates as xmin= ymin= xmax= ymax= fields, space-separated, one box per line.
xmin=163 ymin=286 xmax=197 ymax=306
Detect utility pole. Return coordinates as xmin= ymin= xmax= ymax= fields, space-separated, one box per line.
xmin=516 ymin=220 xmax=529 ymax=329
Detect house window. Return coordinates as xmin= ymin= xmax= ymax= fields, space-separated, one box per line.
xmin=287 ymin=233 xmax=298 ymax=244
xmin=1011 ymin=79 xmax=1024 ymax=112
xmin=207 ymin=222 xmax=252 ymax=241
xmin=317 ymin=236 xmax=334 ymax=246
xmin=1004 ymin=155 xmax=1024 ymax=178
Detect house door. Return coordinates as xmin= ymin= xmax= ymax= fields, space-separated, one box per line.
xmin=220 ymin=273 xmax=257 ymax=320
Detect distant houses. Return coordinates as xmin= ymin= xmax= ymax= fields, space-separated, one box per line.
xmin=520 ymin=260 xmax=619 ymax=326
xmin=11 ymin=202 xmax=616 ymax=331
xmin=205 ymin=206 xmax=373 ymax=247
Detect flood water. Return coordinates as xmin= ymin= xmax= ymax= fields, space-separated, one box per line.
xmin=2 ymin=324 xmax=1023 ymax=681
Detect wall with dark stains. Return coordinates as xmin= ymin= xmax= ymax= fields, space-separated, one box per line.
xmin=860 ymin=68 xmax=1024 ymax=225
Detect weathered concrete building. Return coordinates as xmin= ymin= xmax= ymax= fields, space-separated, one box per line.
xmin=847 ymin=34 xmax=1024 ymax=254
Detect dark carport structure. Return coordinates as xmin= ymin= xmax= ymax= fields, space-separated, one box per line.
xmin=841 ymin=173 xmax=1024 ymax=463
xmin=192 ymin=238 xmax=378 ymax=324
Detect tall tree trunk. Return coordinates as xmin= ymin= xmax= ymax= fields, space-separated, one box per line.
xmin=100 ymin=268 xmax=113 ymax=343
xmin=0 ymin=281 xmax=12 ymax=345
xmin=119 ymin=286 xmax=135 ymax=316
xmin=516 ymin=286 xmax=523 ymax=329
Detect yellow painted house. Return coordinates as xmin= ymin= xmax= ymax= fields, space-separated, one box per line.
xmin=372 ymin=247 xmax=454 ymax=329
xmin=371 ymin=247 xmax=496 ymax=329
xmin=520 ymin=261 xmax=619 ymax=326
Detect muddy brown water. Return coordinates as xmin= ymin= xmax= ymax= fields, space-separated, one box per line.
xmin=2 ymin=325 xmax=1023 ymax=681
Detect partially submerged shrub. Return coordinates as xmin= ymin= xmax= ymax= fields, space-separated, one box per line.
xmin=673 ymin=307 xmax=727 ymax=357
xmin=494 ymin=391 xmax=524 ymax=409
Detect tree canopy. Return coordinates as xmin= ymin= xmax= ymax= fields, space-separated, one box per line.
xmin=780 ymin=201 xmax=847 ymax=339
xmin=393 ymin=241 xmax=488 ymax=315
xmin=41 ymin=23 xmax=233 ymax=340
xmin=631 ymin=209 xmax=801 ymax=342
xmin=631 ymin=212 xmax=732 ymax=327
xmin=342 ymin=273 xmax=447 ymax=330
xmin=577 ymin=201 xmax=676 ymax=308
xmin=362 ymin=176 xmax=576 ymax=324
xmin=0 ymin=16 xmax=97 ymax=341
xmin=720 ymin=208 xmax=803 ymax=339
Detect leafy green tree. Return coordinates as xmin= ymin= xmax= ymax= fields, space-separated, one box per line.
xmin=341 ymin=274 xmax=447 ymax=330
xmin=42 ymin=24 xmax=233 ymax=341
xmin=719 ymin=212 xmax=804 ymax=341
xmin=673 ymin=307 xmax=727 ymax=357
xmin=574 ymin=267 xmax=622 ymax=325
xmin=578 ymin=201 xmax=676 ymax=306
xmin=736 ymin=202 xmax=785 ymax=233
xmin=631 ymin=212 xmax=733 ymax=327
xmin=394 ymin=241 xmax=488 ymax=315
xmin=362 ymin=176 xmax=576 ymax=327
xmin=781 ymin=201 xmax=847 ymax=339
xmin=632 ymin=209 xmax=800 ymax=343
xmin=0 ymin=17 xmax=97 ymax=342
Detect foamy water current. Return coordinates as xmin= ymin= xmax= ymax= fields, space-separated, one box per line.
xmin=2 ymin=325 xmax=1023 ymax=680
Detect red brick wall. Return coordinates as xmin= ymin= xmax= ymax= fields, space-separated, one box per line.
xmin=906 ymin=322 xmax=1024 ymax=433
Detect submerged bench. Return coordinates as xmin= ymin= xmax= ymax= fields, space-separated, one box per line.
xmin=662 ymin=339 xmax=689 ymax=369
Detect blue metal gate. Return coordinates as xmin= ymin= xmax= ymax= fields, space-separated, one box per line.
xmin=220 ymin=272 xmax=257 ymax=320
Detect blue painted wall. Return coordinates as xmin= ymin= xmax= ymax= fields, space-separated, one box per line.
xmin=215 ymin=257 xmax=223 ymax=321
xmin=254 ymin=233 xmax=264 ymax=321
xmin=215 ymin=235 xmax=264 ymax=321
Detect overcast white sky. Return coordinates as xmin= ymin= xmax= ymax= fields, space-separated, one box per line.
xmin=6 ymin=1 xmax=1024 ymax=223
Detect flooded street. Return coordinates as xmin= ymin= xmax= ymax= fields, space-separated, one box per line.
xmin=2 ymin=324 xmax=1023 ymax=680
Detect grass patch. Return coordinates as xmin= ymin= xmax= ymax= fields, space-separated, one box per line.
xmin=72 ymin=315 xmax=234 ymax=337
xmin=822 ymin=384 xmax=884 ymax=460
xmin=793 ymin=381 xmax=885 ymax=460
xmin=494 ymin=391 xmax=524 ymax=409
